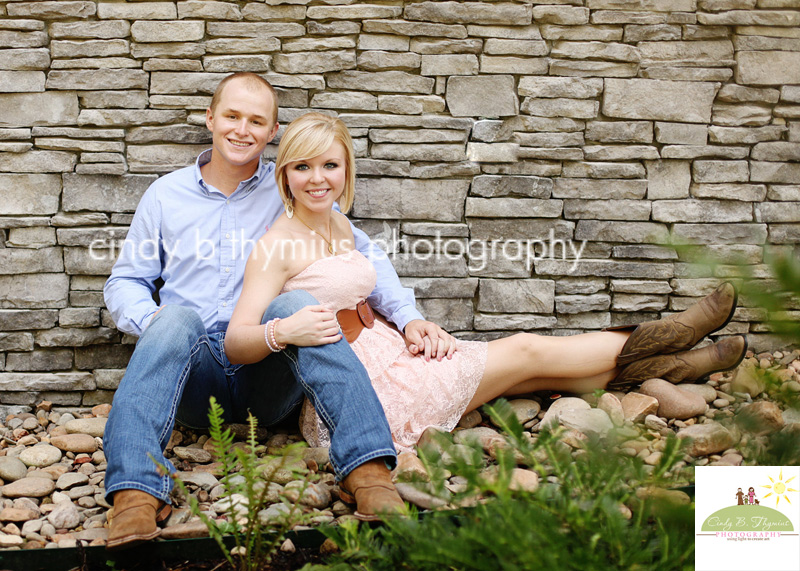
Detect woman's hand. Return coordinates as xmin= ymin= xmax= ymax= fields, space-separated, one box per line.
xmin=274 ymin=305 xmax=342 ymax=346
xmin=404 ymin=319 xmax=457 ymax=362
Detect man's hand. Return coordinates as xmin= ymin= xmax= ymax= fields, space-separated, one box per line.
xmin=275 ymin=305 xmax=342 ymax=346
xmin=404 ymin=319 xmax=457 ymax=362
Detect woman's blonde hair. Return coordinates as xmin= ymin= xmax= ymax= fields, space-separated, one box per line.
xmin=275 ymin=112 xmax=356 ymax=213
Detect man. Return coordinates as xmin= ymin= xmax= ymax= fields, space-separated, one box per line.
xmin=103 ymin=72 xmax=445 ymax=550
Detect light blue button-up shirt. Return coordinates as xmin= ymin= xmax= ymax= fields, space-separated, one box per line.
xmin=104 ymin=150 xmax=422 ymax=336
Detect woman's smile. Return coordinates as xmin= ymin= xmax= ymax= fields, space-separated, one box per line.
xmin=287 ymin=140 xmax=347 ymax=215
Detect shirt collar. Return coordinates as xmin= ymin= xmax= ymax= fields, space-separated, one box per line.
xmin=194 ymin=149 xmax=274 ymax=199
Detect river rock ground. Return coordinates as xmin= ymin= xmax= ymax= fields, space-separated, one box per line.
xmin=1 ymin=348 xmax=798 ymax=554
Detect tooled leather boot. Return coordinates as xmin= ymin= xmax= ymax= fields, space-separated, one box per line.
xmin=339 ymin=459 xmax=405 ymax=522
xmin=608 ymin=335 xmax=748 ymax=390
xmin=106 ymin=490 xmax=171 ymax=551
xmin=609 ymin=282 xmax=738 ymax=367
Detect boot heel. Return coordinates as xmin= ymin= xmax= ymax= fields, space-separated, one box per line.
xmin=155 ymin=503 xmax=172 ymax=525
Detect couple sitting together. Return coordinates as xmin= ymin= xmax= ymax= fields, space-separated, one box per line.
xmin=102 ymin=72 xmax=748 ymax=550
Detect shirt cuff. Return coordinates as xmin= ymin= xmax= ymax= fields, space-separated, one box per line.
xmin=390 ymin=306 xmax=424 ymax=333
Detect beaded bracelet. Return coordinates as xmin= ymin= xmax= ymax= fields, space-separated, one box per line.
xmin=264 ymin=319 xmax=280 ymax=352
xmin=264 ymin=318 xmax=287 ymax=353
xmin=270 ymin=319 xmax=287 ymax=352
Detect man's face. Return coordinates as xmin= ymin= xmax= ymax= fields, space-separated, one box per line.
xmin=205 ymin=79 xmax=279 ymax=172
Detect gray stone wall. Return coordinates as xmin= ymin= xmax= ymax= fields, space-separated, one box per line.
xmin=0 ymin=0 xmax=798 ymax=410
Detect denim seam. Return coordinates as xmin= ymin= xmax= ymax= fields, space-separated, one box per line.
xmin=158 ymin=337 xmax=204 ymax=445
xmin=281 ymin=349 xmax=342 ymax=473
xmin=209 ymin=333 xmax=231 ymax=368
xmin=218 ymin=332 xmax=243 ymax=374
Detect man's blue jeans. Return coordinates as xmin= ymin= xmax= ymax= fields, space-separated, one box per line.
xmin=103 ymin=291 xmax=397 ymax=504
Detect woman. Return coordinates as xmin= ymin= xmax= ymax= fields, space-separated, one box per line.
xmin=224 ymin=113 xmax=747 ymax=451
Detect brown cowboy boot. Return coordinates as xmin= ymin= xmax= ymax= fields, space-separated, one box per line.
xmin=339 ymin=459 xmax=405 ymax=522
xmin=610 ymin=282 xmax=738 ymax=366
xmin=608 ymin=335 xmax=747 ymax=390
xmin=106 ymin=490 xmax=171 ymax=551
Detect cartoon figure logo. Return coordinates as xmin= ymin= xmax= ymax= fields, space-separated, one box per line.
xmin=702 ymin=470 xmax=797 ymax=532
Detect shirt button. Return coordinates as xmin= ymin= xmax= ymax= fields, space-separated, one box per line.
xmin=222 ymin=302 xmax=227 ymax=307
xmin=226 ymin=200 xmax=230 ymax=204
xmin=225 ymin=267 xmax=230 ymax=273
xmin=225 ymin=233 xmax=230 ymax=239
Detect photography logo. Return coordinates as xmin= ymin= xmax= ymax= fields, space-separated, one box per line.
xmin=696 ymin=466 xmax=800 ymax=571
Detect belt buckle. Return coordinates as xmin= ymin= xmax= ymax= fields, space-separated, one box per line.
xmin=356 ymin=300 xmax=374 ymax=329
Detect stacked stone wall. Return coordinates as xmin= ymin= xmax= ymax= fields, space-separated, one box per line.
xmin=0 ymin=0 xmax=798 ymax=410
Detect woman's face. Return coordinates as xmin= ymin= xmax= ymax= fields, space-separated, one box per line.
xmin=286 ymin=140 xmax=347 ymax=215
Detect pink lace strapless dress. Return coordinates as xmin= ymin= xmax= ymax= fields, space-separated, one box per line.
xmin=281 ymin=250 xmax=488 ymax=452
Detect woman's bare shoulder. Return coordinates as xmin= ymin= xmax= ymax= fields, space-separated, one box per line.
xmin=248 ymin=225 xmax=300 ymax=272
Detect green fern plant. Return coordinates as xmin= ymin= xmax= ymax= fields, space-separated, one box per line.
xmin=155 ymin=396 xmax=313 ymax=571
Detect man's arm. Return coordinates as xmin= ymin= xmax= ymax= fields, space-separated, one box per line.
xmin=103 ymin=189 xmax=164 ymax=337
xmin=350 ymin=223 xmax=423 ymax=332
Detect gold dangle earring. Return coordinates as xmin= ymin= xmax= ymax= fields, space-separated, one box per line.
xmin=284 ymin=197 xmax=294 ymax=219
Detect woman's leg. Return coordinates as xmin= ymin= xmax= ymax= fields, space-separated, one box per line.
xmin=465 ymin=331 xmax=629 ymax=412
xmin=499 ymin=370 xmax=617 ymax=398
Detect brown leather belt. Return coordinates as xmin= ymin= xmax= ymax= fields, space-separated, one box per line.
xmin=337 ymin=300 xmax=375 ymax=343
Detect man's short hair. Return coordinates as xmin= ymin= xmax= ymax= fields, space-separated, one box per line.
xmin=210 ymin=72 xmax=278 ymax=124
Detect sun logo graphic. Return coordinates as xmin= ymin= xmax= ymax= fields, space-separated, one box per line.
xmin=762 ymin=469 xmax=797 ymax=508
